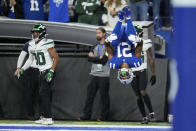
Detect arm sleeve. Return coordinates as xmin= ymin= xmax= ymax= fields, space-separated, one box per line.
xmin=17 ymin=51 xmax=27 ymax=68
xmin=88 ymin=55 xmax=108 ymax=65
xmin=22 ymin=42 xmax=29 ymax=53
xmin=22 ymin=53 xmax=34 ymax=71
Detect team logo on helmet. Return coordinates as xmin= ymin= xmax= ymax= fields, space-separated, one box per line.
xmin=134 ymin=25 xmax=143 ymax=37
xmin=31 ymin=23 xmax=47 ymax=41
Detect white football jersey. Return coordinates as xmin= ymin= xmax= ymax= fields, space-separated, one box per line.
xmin=28 ymin=38 xmax=54 ymax=72
xmin=30 ymin=59 xmax=37 ymax=68
xmin=132 ymin=39 xmax=152 ymax=71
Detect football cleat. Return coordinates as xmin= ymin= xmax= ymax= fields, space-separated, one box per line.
xmin=141 ymin=117 xmax=149 ymax=124
xmin=148 ymin=112 xmax=156 ymax=122
xmin=35 ymin=116 xmax=44 ymax=124
xmin=41 ymin=118 xmax=54 ymax=125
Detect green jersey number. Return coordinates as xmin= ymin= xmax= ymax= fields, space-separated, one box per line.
xmin=32 ymin=52 xmax=46 ymax=65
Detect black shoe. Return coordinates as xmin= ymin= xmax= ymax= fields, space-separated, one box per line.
xmin=77 ymin=116 xmax=90 ymax=121
xmin=148 ymin=112 xmax=156 ymax=122
xmin=141 ymin=117 xmax=149 ymax=124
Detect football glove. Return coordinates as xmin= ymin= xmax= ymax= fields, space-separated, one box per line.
xmin=118 ymin=10 xmax=124 ymax=21
xmin=45 ymin=69 xmax=54 ymax=83
xmin=17 ymin=69 xmax=24 ymax=79
xmin=150 ymin=75 xmax=156 ymax=86
xmin=123 ymin=6 xmax=131 ymax=19
xmin=106 ymin=33 xmax=118 ymax=43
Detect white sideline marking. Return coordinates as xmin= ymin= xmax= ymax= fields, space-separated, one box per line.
xmin=0 ymin=123 xmax=172 ymax=129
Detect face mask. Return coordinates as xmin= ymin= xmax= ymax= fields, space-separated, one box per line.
xmin=32 ymin=34 xmax=39 ymax=42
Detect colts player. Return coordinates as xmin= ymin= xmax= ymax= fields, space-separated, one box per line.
xmin=105 ymin=6 xmax=143 ymax=84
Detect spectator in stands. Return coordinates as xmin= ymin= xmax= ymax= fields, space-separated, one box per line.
xmin=75 ymin=0 xmax=101 ymax=25
xmin=43 ymin=0 xmax=49 ymax=21
xmin=97 ymin=0 xmax=107 ymax=26
xmin=0 ymin=3 xmax=2 ymax=15
xmin=48 ymin=0 xmax=70 ymax=22
xmin=14 ymin=41 xmax=40 ymax=120
xmin=150 ymin=0 xmax=161 ymax=30
xmin=1 ymin=0 xmax=24 ymax=19
xmin=68 ymin=0 xmax=77 ymax=22
xmin=102 ymin=0 xmax=127 ymax=28
xmin=160 ymin=0 xmax=171 ymax=28
xmin=78 ymin=27 xmax=110 ymax=121
xmin=130 ymin=25 xmax=156 ymax=124
xmin=22 ymin=0 xmax=46 ymax=20
xmin=129 ymin=0 xmax=149 ymax=21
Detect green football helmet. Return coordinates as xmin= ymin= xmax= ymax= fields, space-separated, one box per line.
xmin=31 ymin=23 xmax=47 ymax=40
xmin=134 ymin=25 xmax=143 ymax=36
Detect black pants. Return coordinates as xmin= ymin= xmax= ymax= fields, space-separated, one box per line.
xmin=39 ymin=70 xmax=53 ymax=118
xmin=83 ymin=75 xmax=110 ymax=120
xmin=131 ymin=70 xmax=147 ymax=96
xmin=131 ymin=69 xmax=153 ymax=117
xmin=23 ymin=67 xmax=40 ymax=119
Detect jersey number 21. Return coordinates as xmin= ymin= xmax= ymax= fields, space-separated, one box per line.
xmin=117 ymin=42 xmax=133 ymax=57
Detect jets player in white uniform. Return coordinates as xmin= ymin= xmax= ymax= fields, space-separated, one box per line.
xmin=14 ymin=42 xmax=40 ymax=120
xmin=15 ymin=23 xmax=59 ymax=125
xmin=130 ymin=25 xmax=156 ymax=124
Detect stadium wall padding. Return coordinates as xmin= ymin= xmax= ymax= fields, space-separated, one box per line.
xmin=0 ymin=57 xmax=168 ymax=121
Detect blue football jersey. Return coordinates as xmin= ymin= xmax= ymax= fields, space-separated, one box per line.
xmin=48 ymin=0 xmax=69 ymax=22
xmin=108 ymin=42 xmax=142 ymax=69
xmin=22 ymin=0 xmax=44 ymax=20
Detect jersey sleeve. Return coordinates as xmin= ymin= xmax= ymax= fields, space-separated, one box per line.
xmin=143 ymin=39 xmax=152 ymax=51
xmin=22 ymin=42 xmax=29 ymax=54
xmin=44 ymin=39 xmax=55 ymax=49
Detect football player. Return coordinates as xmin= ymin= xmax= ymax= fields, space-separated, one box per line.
xmin=105 ymin=6 xmax=143 ymax=84
xmin=131 ymin=25 xmax=156 ymax=124
xmin=14 ymin=40 xmax=40 ymax=120
xmin=15 ymin=23 xmax=59 ymax=125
